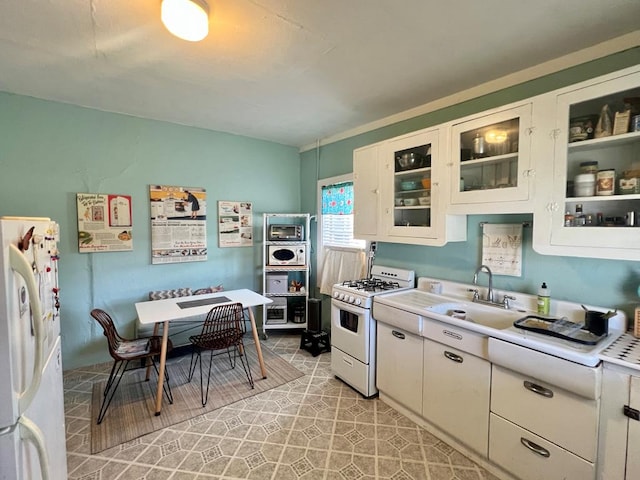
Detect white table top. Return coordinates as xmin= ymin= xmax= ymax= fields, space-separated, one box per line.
xmin=135 ymin=288 xmax=273 ymax=325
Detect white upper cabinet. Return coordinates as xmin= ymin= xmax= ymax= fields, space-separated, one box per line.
xmin=448 ymin=102 xmax=535 ymax=214
xmin=353 ymin=127 xmax=465 ymax=246
xmin=533 ymin=66 xmax=640 ymax=260
xmin=354 ymin=65 xmax=640 ymax=258
xmin=353 ymin=143 xmax=381 ymax=238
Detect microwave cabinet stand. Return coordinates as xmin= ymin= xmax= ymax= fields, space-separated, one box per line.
xmin=262 ymin=213 xmax=311 ymax=339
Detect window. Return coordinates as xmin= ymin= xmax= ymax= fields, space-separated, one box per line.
xmin=321 ymin=181 xmax=365 ymax=250
xmin=317 ymin=175 xmax=366 ymax=294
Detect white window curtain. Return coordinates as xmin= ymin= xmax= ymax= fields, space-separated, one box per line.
xmin=319 ymin=248 xmax=366 ymax=295
xmin=318 ymin=181 xmax=366 ymax=295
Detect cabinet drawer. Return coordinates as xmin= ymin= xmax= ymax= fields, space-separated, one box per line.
xmin=331 ymin=347 xmax=374 ymax=397
xmin=489 ymin=414 xmax=595 ymax=480
xmin=422 ymin=318 xmax=488 ymax=358
xmin=491 ymin=365 xmax=598 ymax=461
xmin=488 ymin=338 xmax=601 ymax=399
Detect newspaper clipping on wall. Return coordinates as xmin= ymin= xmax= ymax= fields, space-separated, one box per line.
xmin=218 ymin=201 xmax=253 ymax=247
xmin=76 ymin=193 xmax=133 ymax=253
xmin=150 ymin=185 xmax=207 ymax=264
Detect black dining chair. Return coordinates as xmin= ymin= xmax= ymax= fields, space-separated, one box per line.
xmin=187 ymin=302 xmax=254 ymax=406
xmin=90 ymin=308 xmax=174 ymax=424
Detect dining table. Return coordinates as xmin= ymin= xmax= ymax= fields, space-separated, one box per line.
xmin=134 ymin=288 xmax=273 ymax=416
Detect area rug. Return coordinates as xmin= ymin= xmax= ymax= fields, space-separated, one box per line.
xmin=90 ymin=344 xmax=303 ymax=453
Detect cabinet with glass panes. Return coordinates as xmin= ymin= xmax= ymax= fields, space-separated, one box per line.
xmin=353 ymin=127 xmax=465 ymax=246
xmin=381 ymin=128 xmax=465 ymax=245
xmin=448 ymin=102 xmax=535 ymax=214
xmin=533 ymin=65 xmax=640 ymax=260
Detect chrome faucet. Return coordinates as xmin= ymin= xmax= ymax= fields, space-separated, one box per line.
xmin=473 ymin=265 xmax=494 ymax=303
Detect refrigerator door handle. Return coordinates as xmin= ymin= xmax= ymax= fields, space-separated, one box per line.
xmin=19 ymin=415 xmax=50 ymax=480
xmin=9 ymin=244 xmax=44 ymax=413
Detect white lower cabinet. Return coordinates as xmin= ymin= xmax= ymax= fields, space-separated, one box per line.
xmin=625 ymin=377 xmax=640 ymax=480
xmin=626 ymin=375 xmax=640 ymax=479
xmin=487 ymin=337 xmax=601 ymax=480
xmin=599 ymin=361 xmax=640 ymax=479
xmin=489 ymin=414 xmax=595 ymax=480
xmin=376 ymin=322 xmax=423 ymax=414
xmin=376 ymin=326 xmax=607 ymax=479
xmin=422 ymin=338 xmax=490 ymax=456
xmin=491 ymin=365 xmax=599 ymax=462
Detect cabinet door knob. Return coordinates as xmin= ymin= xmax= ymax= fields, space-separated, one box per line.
xmin=520 ymin=437 xmax=551 ymax=458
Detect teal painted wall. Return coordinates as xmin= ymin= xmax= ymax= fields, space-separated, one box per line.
xmin=301 ymin=48 xmax=640 ymax=325
xmin=0 ymin=93 xmax=300 ymax=369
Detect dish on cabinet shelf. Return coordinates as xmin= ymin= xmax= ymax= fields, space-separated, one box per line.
xmin=400 ymin=180 xmax=421 ymax=191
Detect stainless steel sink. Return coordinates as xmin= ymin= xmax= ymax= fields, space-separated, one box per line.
xmin=426 ymin=302 xmax=523 ymax=330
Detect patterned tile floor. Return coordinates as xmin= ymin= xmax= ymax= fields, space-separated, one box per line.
xmin=64 ymin=333 xmax=500 ymax=479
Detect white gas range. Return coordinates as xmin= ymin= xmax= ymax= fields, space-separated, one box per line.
xmin=330 ymin=265 xmax=415 ymax=397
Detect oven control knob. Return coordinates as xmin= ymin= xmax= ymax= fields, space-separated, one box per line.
xmin=348 ymin=296 xmax=355 ymax=304
xmin=338 ymin=293 xmax=345 ymax=300
xmin=333 ymin=291 xmax=339 ymax=299
xmin=354 ymin=298 xmax=362 ymax=306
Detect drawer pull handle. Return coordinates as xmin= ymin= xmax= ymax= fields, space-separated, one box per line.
xmin=444 ymin=351 xmax=463 ymax=363
xmin=524 ymin=380 xmax=554 ymax=398
xmin=392 ymin=330 xmax=405 ymax=340
xmin=624 ymin=405 xmax=640 ymax=421
xmin=520 ymin=437 xmax=551 ymax=458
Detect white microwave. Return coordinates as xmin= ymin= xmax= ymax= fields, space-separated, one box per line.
xmin=268 ymin=245 xmax=306 ymax=266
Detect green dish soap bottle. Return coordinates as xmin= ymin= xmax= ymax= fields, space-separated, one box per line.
xmin=537 ymin=282 xmax=550 ymax=316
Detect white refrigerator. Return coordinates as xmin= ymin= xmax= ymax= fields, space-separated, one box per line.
xmin=0 ymin=217 xmax=67 ymax=480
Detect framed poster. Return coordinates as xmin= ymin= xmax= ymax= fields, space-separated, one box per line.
xmin=218 ymin=201 xmax=253 ymax=247
xmin=149 ymin=185 xmax=207 ymax=264
xmin=76 ymin=193 xmax=133 ymax=252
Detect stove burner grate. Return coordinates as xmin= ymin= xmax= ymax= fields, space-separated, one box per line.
xmin=341 ymin=278 xmax=402 ymax=292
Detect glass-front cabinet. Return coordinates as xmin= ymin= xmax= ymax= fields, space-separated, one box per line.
xmin=353 ymin=127 xmax=465 ymax=246
xmin=381 ymin=128 xmax=466 ymax=244
xmin=538 ymin=68 xmax=640 ymax=259
xmin=385 ymin=129 xmax=436 ymax=237
xmin=449 ymin=103 xmax=534 ymax=213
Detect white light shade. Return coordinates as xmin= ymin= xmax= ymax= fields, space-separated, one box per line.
xmin=484 ymin=129 xmax=508 ymax=144
xmin=161 ymin=0 xmax=209 ymax=42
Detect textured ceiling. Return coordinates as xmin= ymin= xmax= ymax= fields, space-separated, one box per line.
xmin=0 ymin=0 xmax=639 ymax=148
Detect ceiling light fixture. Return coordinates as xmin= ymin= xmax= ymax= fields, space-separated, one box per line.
xmin=161 ymin=0 xmax=209 ymax=42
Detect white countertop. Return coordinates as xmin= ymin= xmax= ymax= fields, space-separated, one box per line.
xmin=600 ymin=332 xmax=640 ymax=373
xmin=135 ymin=288 xmax=272 ymax=324
xmin=373 ymin=278 xmax=627 ymax=367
